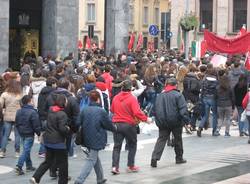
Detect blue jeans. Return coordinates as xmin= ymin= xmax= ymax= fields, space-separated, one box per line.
xmin=0 ymin=122 xmax=20 ymax=152
xmin=0 ymin=123 xmax=3 ymax=149
xmin=236 ymin=106 xmax=249 ymax=134
xmin=17 ymin=137 xmax=34 ymax=168
xmin=199 ymin=97 xmax=218 ymax=133
xmin=246 ymin=116 xmax=250 ymax=138
xmin=68 ymin=134 xmax=76 ymax=157
xmin=144 ymin=90 xmax=157 ymax=117
xmin=75 ymin=149 xmax=104 ymax=184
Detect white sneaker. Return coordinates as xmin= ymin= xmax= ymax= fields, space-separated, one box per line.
xmin=15 ymin=152 xmax=20 ymax=158
xmin=29 ymin=177 xmax=38 ymax=184
xmin=0 ymin=151 xmax=6 ymax=158
xmin=69 ymin=154 xmax=77 ymax=159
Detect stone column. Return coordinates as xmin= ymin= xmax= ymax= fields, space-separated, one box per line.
xmin=216 ymin=0 xmax=229 ymax=35
xmin=105 ymin=0 xmax=129 ymax=56
xmin=42 ymin=0 xmax=79 ymax=59
xmin=228 ymin=0 xmax=233 ymax=33
xmin=0 ymin=0 xmax=9 ymax=72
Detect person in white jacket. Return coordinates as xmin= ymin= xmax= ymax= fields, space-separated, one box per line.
xmin=130 ymin=74 xmax=146 ymax=98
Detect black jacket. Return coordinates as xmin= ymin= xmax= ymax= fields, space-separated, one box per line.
xmin=201 ymin=76 xmax=218 ymax=99
xmin=155 ymin=88 xmax=190 ymax=129
xmin=183 ymin=73 xmax=201 ymax=103
xmin=46 ymin=88 xmax=80 ymax=132
xmin=37 ymin=86 xmax=55 ymax=121
xmin=77 ymin=102 xmax=115 ymax=150
xmin=216 ymin=86 xmax=233 ymax=107
xmin=15 ymin=105 xmax=41 ymax=137
xmin=44 ymin=106 xmax=70 ymax=144
xmin=234 ymin=83 xmax=248 ymax=107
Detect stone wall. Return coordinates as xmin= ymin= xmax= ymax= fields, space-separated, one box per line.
xmin=105 ymin=0 xmax=129 ymax=56
xmin=42 ymin=0 xmax=79 ymax=59
xmin=0 ymin=0 xmax=9 ymax=72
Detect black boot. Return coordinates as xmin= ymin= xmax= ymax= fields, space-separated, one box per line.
xmin=151 ymin=159 xmax=157 ymax=168
xmin=197 ymin=128 xmax=202 ymax=137
xmin=176 ymin=158 xmax=187 ymax=164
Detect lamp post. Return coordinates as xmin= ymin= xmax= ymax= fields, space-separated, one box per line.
xmin=184 ymin=0 xmax=189 ymax=60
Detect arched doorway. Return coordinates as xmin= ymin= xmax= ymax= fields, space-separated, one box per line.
xmin=9 ymin=0 xmax=42 ymax=70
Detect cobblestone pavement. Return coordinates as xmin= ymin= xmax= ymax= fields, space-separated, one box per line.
xmin=0 ymin=126 xmax=249 ymax=184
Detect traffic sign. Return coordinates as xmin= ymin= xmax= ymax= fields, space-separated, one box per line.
xmin=149 ymin=25 xmax=159 ymax=36
xmin=166 ymin=31 xmax=173 ymax=39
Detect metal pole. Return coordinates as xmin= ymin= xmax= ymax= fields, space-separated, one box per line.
xmin=184 ymin=0 xmax=189 ymax=60
xmin=164 ymin=12 xmax=168 ymax=48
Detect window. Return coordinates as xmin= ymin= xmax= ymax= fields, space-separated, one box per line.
xmin=161 ymin=12 xmax=170 ymax=42
xmin=87 ymin=3 xmax=95 ymax=22
xmin=143 ymin=7 xmax=149 ymax=25
xmin=154 ymin=8 xmax=160 ymax=25
xmin=200 ymin=0 xmax=213 ymax=31
xmin=129 ymin=6 xmax=134 ymax=25
xmin=233 ymin=0 xmax=247 ymax=32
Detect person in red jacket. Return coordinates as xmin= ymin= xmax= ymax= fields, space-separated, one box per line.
xmin=111 ymin=80 xmax=152 ymax=174
xmin=101 ymin=65 xmax=113 ymax=97
xmin=241 ymin=89 xmax=250 ymax=144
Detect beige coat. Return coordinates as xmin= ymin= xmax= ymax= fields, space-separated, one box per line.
xmin=0 ymin=92 xmax=23 ymax=122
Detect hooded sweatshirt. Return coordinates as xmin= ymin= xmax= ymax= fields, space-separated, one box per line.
xmin=111 ymin=91 xmax=147 ymax=125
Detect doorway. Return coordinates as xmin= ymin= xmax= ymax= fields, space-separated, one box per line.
xmin=9 ymin=0 xmax=42 ymax=70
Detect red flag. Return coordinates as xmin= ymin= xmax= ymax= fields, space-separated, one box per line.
xmin=204 ymin=30 xmax=250 ymax=54
xmin=136 ymin=32 xmax=143 ymax=51
xmin=200 ymin=40 xmax=207 ymax=57
xmin=238 ymin=25 xmax=247 ymax=37
xmin=245 ymin=51 xmax=250 ymax=71
xmin=128 ymin=33 xmax=135 ymax=51
xmin=78 ymin=40 xmax=83 ymax=49
xmin=85 ymin=36 xmax=91 ymax=49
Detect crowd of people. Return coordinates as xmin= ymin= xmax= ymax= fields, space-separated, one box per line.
xmin=0 ymin=48 xmax=249 ymax=184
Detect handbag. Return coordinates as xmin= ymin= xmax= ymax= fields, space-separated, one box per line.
xmin=75 ymin=127 xmax=84 ymax=146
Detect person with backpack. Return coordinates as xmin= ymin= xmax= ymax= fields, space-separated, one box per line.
xmin=74 ymin=90 xmax=117 ymax=184
xmin=30 ymin=94 xmax=71 ymax=184
xmin=45 ymin=78 xmax=79 ymax=178
xmin=15 ymin=95 xmax=41 ymax=175
xmin=182 ymin=66 xmax=201 ymax=131
xmin=37 ymin=77 xmax=57 ymax=157
xmin=151 ymin=77 xmax=190 ymax=168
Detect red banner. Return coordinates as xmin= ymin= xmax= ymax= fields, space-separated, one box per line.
xmin=136 ymin=32 xmax=143 ymax=51
xmin=204 ymin=30 xmax=250 ymax=54
xmin=128 ymin=33 xmax=135 ymax=51
xmin=85 ymin=36 xmax=91 ymax=49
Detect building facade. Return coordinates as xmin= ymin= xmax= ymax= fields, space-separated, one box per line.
xmin=79 ymin=0 xmax=105 ymax=48
xmin=170 ymin=0 xmax=250 ymax=49
xmin=78 ymin=0 xmax=171 ymax=50
xmin=128 ymin=0 xmax=171 ymax=49
xmin=0 ymin=0 xmax=79 ymax=72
